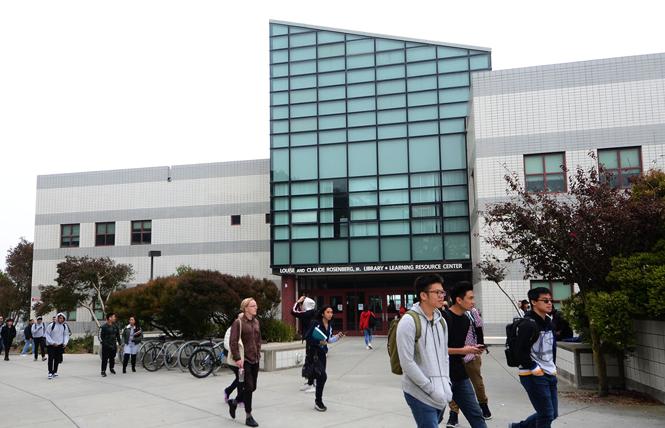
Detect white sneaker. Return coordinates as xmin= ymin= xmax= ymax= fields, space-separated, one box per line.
xmin=53 ymin=373 xmax=58 ymax=378
xmin=305 ymin=385 xmax=316 ymax=393
xmin=48 ymin=373 xmax=53 ymax=380
xmin=366 ymin=345 xmax=370 ymax=350
xmin=368 ymin=343 xmax=373 ymax=349
xmin=300 ymin=383 xmax=311 ymax=391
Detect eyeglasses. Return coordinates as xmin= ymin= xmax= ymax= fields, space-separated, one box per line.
xmin=537 ymin=299 xmax=554 ymax=304
xmin=428 ymin=290 xmax=446 ymax=297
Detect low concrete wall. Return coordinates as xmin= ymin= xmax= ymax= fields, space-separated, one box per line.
xmin=260 ymin=341 xmax=306 ymax=372
xmin=556 ymin=343 xmax=620 ymax=388
xmin=625 ymin=320 xmax=665 ymax=403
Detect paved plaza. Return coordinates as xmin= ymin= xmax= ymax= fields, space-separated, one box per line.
xmin=0 ymin=337 xmax=663 ymax=427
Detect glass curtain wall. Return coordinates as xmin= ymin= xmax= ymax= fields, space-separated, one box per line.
xmin=270 ymin=22 xmax=491 ymax=266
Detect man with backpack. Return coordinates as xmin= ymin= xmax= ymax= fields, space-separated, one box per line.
xmin=441 ymin=282 xmax=487 ymax=428
xmin=508 ymin=287 xmax=558 ymax=428
xmin=292 ymin=295 xmax=317 ymax=393
xmin=45 ymin=312 xmax=70 ymax=379
xmin=32 ymin=316 xmax=47 ymax=361
xmin=394 ymin=274 xmax=452 ymax=428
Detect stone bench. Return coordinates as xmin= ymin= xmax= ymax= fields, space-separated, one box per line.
xmin=260 ymin=341 xmax=306 ymax=372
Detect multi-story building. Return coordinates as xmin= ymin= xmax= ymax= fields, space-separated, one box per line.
xmin=268 ymin=21 xmax=491 ymax=333
xmin=469 ymin=53 xmax=665 ymax=333
xmin=31 ymin=160 xmax=275 ymax=333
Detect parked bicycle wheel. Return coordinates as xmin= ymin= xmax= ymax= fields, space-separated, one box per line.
xmin=142 ymin=343 xmax=164 ymax=372
xmin=177 ymin=341 xmax=200 ymax=372
xmin=188 ymin=348 xmax=215 ymax=378
xmin=163 ymin=341 xmax=182 ymax=370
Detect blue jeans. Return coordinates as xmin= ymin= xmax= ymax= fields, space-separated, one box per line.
xmin=451 ymin=378 xmax=487 ymax=428
xmin=514 ymin=374 xmax=558 ymax=428
xmin=404 ymin=392 xmax=444 ymax=428
xmin=21 ymin=339 xmax=33 ymax=354
xmin=363 ymin=329 xmax=372 ymax=346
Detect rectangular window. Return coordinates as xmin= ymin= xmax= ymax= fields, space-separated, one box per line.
xmin=60 ymin=224 xmax=80 ymax=248
xmin=231 ymin=215 xmax=241 ymax=226
xmin=530 ymin=280 xmax=574 ymax=310
xmin=95 ymin=222 xmax=115 ymax=246
xmin=598 ymin=147 xmax=642 ymax=188
xmin=524 ymin=152 xmax=566 ymax=193
xmin=265 ymin=213 xmax=271 ymax=224
xmin=131 ymin=220 xmax=152 ymax=245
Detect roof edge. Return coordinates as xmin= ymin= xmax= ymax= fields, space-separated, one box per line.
xmin=269 ymin=19 xmax=491 ymax=53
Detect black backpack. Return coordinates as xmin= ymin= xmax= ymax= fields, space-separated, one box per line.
xmin=504 ymin=317 xmax=537 ymax=367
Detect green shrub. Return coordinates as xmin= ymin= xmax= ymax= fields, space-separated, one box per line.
xmin=67 ymin=335 xmax=93 ymax=353
xmin=260 ymin=318 xmax=296 ymax=343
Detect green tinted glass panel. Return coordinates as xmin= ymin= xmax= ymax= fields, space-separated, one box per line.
xmin=318 ymin=31 xmax=345 ymax=43
xmin=407 ymin=46 xmax=436 ymax=62
xmin=347 ymin=39 xmax=374 ymax=55
xmin=292 ymin=211 xmax=317 ymax=224
xmin=292 ymin=241 xmax=318 ymax=263
xmin=350 ymin=222 xmax=378 ymax=237
xmin=376 ymin=50 xmax=405 ymax=66
xmin=524 ymin=155 xmax=544 ymax=174
xmin=380 ymin=205 xmax=409 ymax=220
xmin=409 ymin=106 xmax=438 ymax=121
xmin=438 ymin=72 xmax=469 ymax=88
xmin=377 ymin=94 xmax=406 ymax=109
xmin=271 ymin=50 xmax=289 ymax=64
xmin=376 ymin=39 xmax=404 ymax=51
xmin=412 ymin=235 xmax=443 ymax=260
xmin=348 ymin=126 xmax=376 ymax=141
xmin=271 ymin=106 xmax=288 ymax=120
xmin=408 ymin=120 xmax=438 ymax=136
xmin=408 ymin=91 xmax=437 ymax=107
xmin=412 ymin=204 xmax=439 ymax=218
xmin=291 ymin=181 xmax=317 ymax=195
xmin=271 ymin=120 xmax=288 ymax=134
xmin=553 ymin=282 xmax=572 ymax=300
xmin=290 ymin=132 xmax=316 ymax=146
xmin=274 ymin=212 xmax=289 ymax=224
xmin=442 ymin=186 xmax=468 ymax=201
xmin=270 ymin=24 xmax=288 ymax=36
xmin=290 ymin=46 xmax=316 ymax=61
xmin=411 ymin=188 xmax=441 ymax=203
xmin=620 ymin=148 xmax=640 ymax=168
xmin=470 ymin=54 xmax=490 ymax=70
xmin=320 ymin=225 xmax=334 ymax=238
xmin=443 ymin=201 xmax=468 ymax=217
xmin=349 ymin=191 xmax=377 ymax=207
xmin=319 ymin=57 xmax=345 ymax=72
xmin=291 ymin=147 xmax=317 ymax=180
xmin=347 ymin=83 xmax=375 ymax=98
xmin=410 ymin=136 xmax=440 ymax=172
xmin=377 ymin=65 xmax=405 ymax=80
xmin=290 ymin=103 xmax=316 ymax=118
xmin=319 ymin=145 xmax=347 ymax=178
xmin=318 ymin=43 xmax=345 ymax=58
xmin=290 ymin=60 xmax=316 ymax=75
xmin=347 ymin=54 xmax=375 ymax=69
xmin=290 ymin=88 xmax=316 ymax=103
xmin=319 ymin=100 xmax=345 ymax=115
xmin=319 ymin=114 xmax=345 ymax=130
xmin=273 ymin=197 xmax=289 ymax=210
xmin=378 ymin=140 xmax=408 ymax=174
xmin=290 ymin=32 xmax=316 ymax=47
xmin=271 ymin=149 xmax=289 ymax=181
xmin=379 ymin=175 xmax=408 ymax=190
xmin=274 ymin=226 xmax=289 ymax=240
xmin=439 ymin=57 xmax=468 ymax=73
xmin=349 ymin=142 xmax=377 ymax=176
xmin=320 ymin=196 xmax=333 ymax=209
xmin=271 ymin=78 xmax=288 ymax=91
xmin=407 ymin=61 xmax=436 ymax=77
xmin=408 ymin=75 xmax=437 ymax=92
xmin=444 ymin=234 xmax=470 ymax=259
xmin=347 ymin=69 xmax=375 ymax=84
xmin=412 ymin=219 xmax=441 ymax=234
xmin=271 ymin=134 xmax=288 ymax=148
xmin=444 ymin=218 xmax=469 ymax=233
xmin=347 ymin=97 xmax=375 ymax=112
xmin=377 ymin=79 xmax=406 ymax=95
xmin=380 ymin=189 xmax=408 ymax=205
xmin=350 ymin=238 xmax=379 ymax=262
xmin=378 ymin=124 xmax=407 ymax=139
xmin=271 ymin=92 xmax=288 ymax=105
xmin=437 ymin=46 xmax=467 ymax=58
xmin=348 ymin=111 xmax=376 ymax=127
xmin=319 ymin=209 xmax=333 ymax=221
xmin=319 ymin=86 xmax=345 ymax=101
xmin=439 ymin=87 xmax=469 ymax=103
xmin=439 ymin=103 xmax=468 ymax=118
xmin=290 ymin=75 xmax=316 ymax=90
xmin=349 ymin=177 xmax=377 ymax=192
xmin=318 ymin=71 xmax=345 ymax=87
xmin=544 ymin=153 xmax=564 ymax=173
xmin=319 ymin=129 xmax=346 ymax=144
xmin=273 ymin=242 xmax=289 ymax=265
xmin=411 ymin=172 xmax=441 ymax=188
xmin=598 ymin=150 xmax=618 ymax=169
xmin=441 ymin=134 xmax=466 ymax=170
xmin=442 ymin=171 xmax=467 ymax=185
xmin=381 ymin=237 xmax=410 ymax=261
xmin=270 ymin=36 xmax=288 ymax=50
xmin=377 ymin=109 xmax=406 ymax=124
xmin=350 ymin=208 xmax=377 ymax=220
xmin=290 ymin=117 xmax=316 ymax=132
xmin=291 ymin=196 xmax=318 ymax=209
xmin=381 ymin=222 xmax=410 ymax=236
xmin=321 ymin=240 xmax=348 ymax=263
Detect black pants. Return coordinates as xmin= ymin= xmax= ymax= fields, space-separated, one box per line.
xmin=236 ymin=361 xmax=260 ymax=414
xmin=305 ymin=345 xmax=315 ymax=385
xmin=314 ymin=352 xmax=328 ymax=403
xmin=226 ymin=365 xmax=242 ymax=401
xmin=122 ymin=353 xmax=137 ymax=371
xmin=33 ymin=337 xmax=46 ymax=359
xmin=2 ymin=341 xmax=11 ymax=360
xmin=101 ymin=346 xmax=117 ymax=373
xmin=47 ymin=345 xmax=64 ymax=374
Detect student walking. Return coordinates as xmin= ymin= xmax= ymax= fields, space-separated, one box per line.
xmin=396 ymin=274 xmax=452 ymax=428
xmin=20 ymin=319 xmax=34 ymax=356
xmin=223 ymin=322 xmax=243 ymax=406
xmin=99 ymin=313 xmax=121 ymax=377
xmin=445 ymin=305 xmax=492 ymax=426
xmin=121 ymin=316 xmax=142 ymax=373
xmin=32 ymin=316 xmax=47 ymax=361
xmin=358 ymin=307 xmax=376 ymax=350
xmin=509 ymin=287 xmax=558 ymax=428
xmin=45 ymin=313 xmax=70 ymax=379
xmin=292 ymin=295 xmax=317 ymax=392
xmin=306 ymin=305 xmax=344 ymax=412
xmin=1 ymin=318 xmax=17 ymax=360
xmin=441 ymin=282 xmax=487 ymax=428
xmin=228 ymin=298 xmax=262 ymax=427
xmin=0 ymin=316 xmax=4 ymax=356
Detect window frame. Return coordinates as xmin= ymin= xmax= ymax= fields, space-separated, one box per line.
xmin=130 ymin=220 xmax=152 ymax=245
xmin=60 ymin=223 xmax=80 ymax=248
xmin=530 ymin=280 xmax=574 ymax=310
xmin=597 ymin=146 xmax=642 ymax=189
xmin=523 ymin=152 xmax=567 ymax=193
xmin=95 ymin=222 xmax=115 ymax=247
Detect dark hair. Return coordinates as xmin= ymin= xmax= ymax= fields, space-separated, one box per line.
xmin=317 ymin=305 xmax=333 ymax=320
xmin=450 ymin=281 xmax=473 ymax=304
xmin=106 ymin=312 xmax=116 ymax=320
xmin=129 ymin=316 xmax=140 ymax=330
xmin=414 ymin=274 xmax=444 ymax=300
xmin=528 ymin=287 xmax=551 ymax=303
xmin=520 ymin=299 xmax=529 ymax=305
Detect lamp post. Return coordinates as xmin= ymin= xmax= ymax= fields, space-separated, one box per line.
xmin=149 ymin=250 xmax=161 ymax=281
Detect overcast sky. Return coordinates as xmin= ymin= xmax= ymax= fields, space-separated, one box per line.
xmin=1 ymin=0 xmax=664 ymax=269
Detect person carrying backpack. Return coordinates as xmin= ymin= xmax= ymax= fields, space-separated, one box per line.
xmin=396 ymin=274 xmax=452 ymax=428
xmin=292 ymin=295 xmax=317 ymax=392
xmin=31 ymin=316 xmax=47 ymax=361
xmin=359 ymin=307 xmax=377 ymax=350
xmin=508 ymin=287 xmax=558 ymax=428
xmin=45 ymin=312 xmax=70 ymax=379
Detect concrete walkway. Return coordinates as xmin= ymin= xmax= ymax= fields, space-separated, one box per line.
xmin=0 ymin=338 xmax=663 ymax=427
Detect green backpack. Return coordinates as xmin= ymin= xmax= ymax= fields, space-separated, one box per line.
xmin=387 ymin=310 xmax=446 ymax=375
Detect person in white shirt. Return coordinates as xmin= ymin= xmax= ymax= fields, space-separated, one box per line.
xmin=31 ymin=316 xmax=47 ymax=361
xmin=45 ymin=313 xmax=70 ymax=379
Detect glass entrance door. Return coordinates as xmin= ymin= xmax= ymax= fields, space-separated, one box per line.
xmin=345 ymin=292 xmax=364 ymax=334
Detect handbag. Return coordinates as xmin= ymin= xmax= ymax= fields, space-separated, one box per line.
xmin=226 ymin=318 xmax=244 ymax=367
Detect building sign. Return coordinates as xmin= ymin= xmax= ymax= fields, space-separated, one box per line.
xmin=274 ymin=262 xmax=470 ymax=276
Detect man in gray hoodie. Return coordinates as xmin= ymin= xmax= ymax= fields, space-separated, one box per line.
xmin=45 ymin=312 xmax=70 ymax=379
xmin=397 ymin=274 xmax=452 ymax=428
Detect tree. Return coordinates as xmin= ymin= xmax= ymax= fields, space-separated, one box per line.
xmin=482 ymin=160 xmax=665 ymax=395
xmin=0 ymin=272 xmax=22 ymax=319
xmin=477 ymin=255 xmax=521 ymax=317
xmin=36 ymin=256 xmax=134 ymax=328
xmin=4 ymin=238 xmax=33 ymax=320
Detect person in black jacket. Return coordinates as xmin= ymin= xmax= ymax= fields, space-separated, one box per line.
xmin=509 ymin=287 xmax=558 ymax=428
xmin=292 ymin=295 xmax=317 ymax=392
xmin=99 ymin=313 xmax=121 ymax=377
xmin=1 ymin=318 xmax=17 ymax=360
xmin=20 ymin=319 xmax=34 ymax=356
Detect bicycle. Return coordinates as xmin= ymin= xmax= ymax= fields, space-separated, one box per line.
xmin=188 ymin=339 xmax=226 ymax=378
xmin=141 ymin=337 xmax=180 ymax=372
